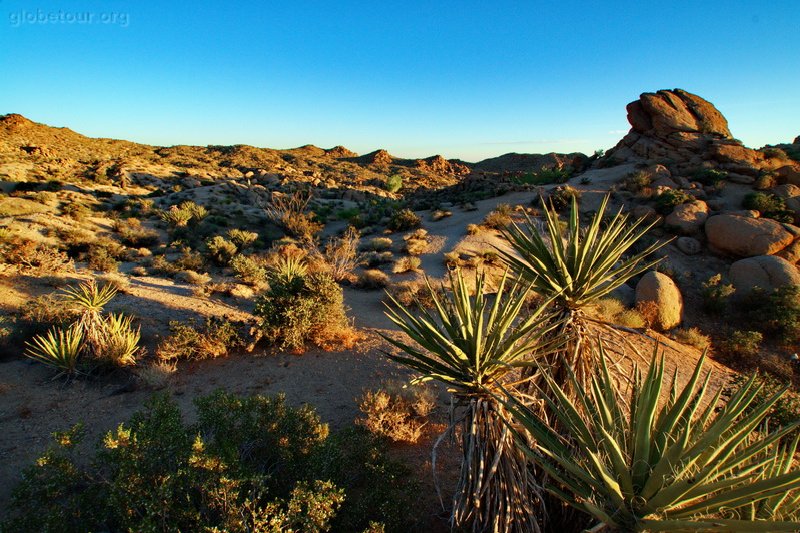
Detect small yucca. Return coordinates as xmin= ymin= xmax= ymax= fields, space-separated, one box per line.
xmin=99 ymin=313 xmax=141 ymax=367
xmin=25 ymin=325 xmax=84 ymax=375
xmin=61 ymin=280 xmax=117 ymax=313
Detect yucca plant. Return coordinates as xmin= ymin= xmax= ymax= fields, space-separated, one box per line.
xmin=505 ymin=346 xmax=800 ymax=532
xmin=98 ymin=313 xmax=141 ymax=367
xmin=24 ymin=325 xmax=84 ymax=376
xmin=62 ymin=280 xmax=117 ymax=359
xmin=498 ymin=194 xmax=666 ymax=393
xmin=383 ymin=268 xmax=562 ymax=532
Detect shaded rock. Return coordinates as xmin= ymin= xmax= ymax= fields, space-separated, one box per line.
xmin=705 ymin=214 xmax=794 ymax=256
xmin=610 ymin=283 xmax=635 ymax=307
xmin=778 ymin=240 xmax=800 ymax=264
xmin=415 ymin=155 xmax=470 ymax=176
xmin=665 ymin=201 xmax=708 ymax=234
xmin=729 ymin=255 xmax=800 ymax=295
xmin=676 ymin=236 xmax=702 ymax=255
xmin=635 ymin=271 xmax=683 ymax=330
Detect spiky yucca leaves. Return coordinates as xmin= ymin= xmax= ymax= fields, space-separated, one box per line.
xmin=62 ymin=280 xmax=117 ymax=360
xmin=499 ymin=194 xmax=666 ymax=394
xmin=24 ymin=325 xmax=84 ymax=375
xmin=98 ymin=313 xmax=141 ymax=367
xmin=383 ymin=268 xmax=561 ymax=533
xmin=506 ymin=347 xmax=800 ymax=532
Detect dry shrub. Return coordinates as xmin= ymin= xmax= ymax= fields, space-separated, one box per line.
xmin=264 ymin=189 xmax=322 ymax=242
xmin=635 ymin=300 xmax=660 ymax=329
xmin=0 ymin=236 xmax=73 ymax=273
xmin=364 ymin=237 xmax=393 ymax=252
xmin=392 ymin=256 xmax=421 ymax=274
xmin=156 ymin=318 xmax=241 ymax=361
xmin=175 ymin=269 xmax=211 ymax=285
xmin=113 ymin=218 xmax=159 ymax=247
xmin=466 ymin=223 xmax=480 ymax=235
xmin=97 ymin=273 xmax=131 ymax=294
xmin=589 ymin=297 xmax=646 ymax=329
xmin=357 ymin=269 xmax=389 ymax=290
xmin=362 ymin=250 xmax=393 ymax=267
xmin=431 ymin=209 xmax=452 ymax=221
xmin=403 ymin=229 xmax=430 ymax=256
xmin=481 ymin=204 xmax=513 ymax=229
xmin=149 ymin=254 xmax=177 ymax=276
xmin=319 ymin=226 xmax=361 ymax=282
xmin=672 ymin=327 xmax=711 ymax=350
xmin=385 ymin=279 xmax=441 ymax=309
xmin=136 ymin=359 xmax=176 ymax=390
xmin=616 ymin=309 xmax=646 ymax=329
xmin=21 ymin=294 xmax=77 ymax=326
xmin=356 ymin=384 xmax=436 ymax=443
xmin=130 ymin=265 xmax=147 ymax=277
xmin=444 ymin=251 xmax=463 ymax=268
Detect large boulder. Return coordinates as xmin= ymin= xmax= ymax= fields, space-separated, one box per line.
xmin=635 ymin=271 xmax=683 ymax=330
xmin=705 ymin=214 xmax=795 ymax=257
xmin=627 ymin=89 xmax=731 ymax=138
xmin=665 ymin=201 xmax=709 ymax=234
xmin=729 ymin=255 xmax=800 ymax=295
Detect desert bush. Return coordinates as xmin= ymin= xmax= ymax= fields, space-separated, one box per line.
xmin=230 ymin=253 xmax=267 ymax=285
xmin=514 ymin=166 xmax=571 ymax=185
xmin=754 ymin=172 xmax=778 ymax=190
xmin=654 ymin=188 xmax=693 ymax=214
xmin=319 ymin=226 xmax=361 ymax=282
xmin=385 ymin=174 xmax=403 ymax=193
xmin=86 ymin=245 xmax=119 ymax=272
xmin=392 ymin=256 xmax=421 ymax=274
xmin=205 ymin=235 xmax=237 ymax=266
xmin=148 ymin=254 xmax=177 ymax=276
xmin=357 ymin=384 xmax=435 ymax=443
xmin=156 ymin=317 xmax=241 ymax=361
xmin=718 ymin=329 xmax=763 ymax=359
xmin=746 ymin=285 xmax=800 ymax=344
xmin=466 ymin=223 xmax=480 ymax=235
xmin=356 ymin=269 xmax=389 ymax=290
xmin=362 ymin=250 xmax=393 ymax=267
xmin=387 ymin=208 xmax=421 ymax=231
xmin=701 ymin=273 xmax=735 ymax=314
xmin=97 ymin=272 xmax=130 ymax=293
xmin=136 ymin=359 xmax=177 ymax=389
xmin=175 ymin=269 xmax=211 ymax=285
xmin=623 ymin=170 xmax=652 ymax=193
xmin=672 ymin=326 xmax=711 ymax=350
xmin=254 ymin=260 xmax=351 ymax=351
xmin=403 ymin=228 xmax=429 ymax=256
xmin=430 ymin=209 xmax=452 ymax=221
xmin=113 ymin=217 xmax=159 ymax=247
xmin=482 ymin=203 xmax=513 ymax=229
xmin=227 ymin=228 xmax=259 ymax=250
xmin=172 ymin=246 xmax=205 ymax=272
xmin=385 ymin=279 xmax=442 ymax=310
xmin=130 ymin=265 xmax=147 ymax=277
xmin=694 ymin=168 xmax=728 ymax=188
xmin=743 ymin=192 xmax=794 ymax=222
xmin=364 ymin=237 xmax=393 ymax=251
xmin=2 ymin=393 xmax=351 ymax=533
xmin=547 ymin=185 xmax=582 ymax=211
xmin=62 ymin=201 xmax=92 ymax=221
xmin=264 ymin=189 xmax=323 ymax=242
xmin=0 ymin=235 xmax=73 ymax=273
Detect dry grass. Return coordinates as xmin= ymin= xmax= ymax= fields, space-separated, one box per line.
xmin=356 ymin=269 xmax=389 ymax=290
xmin=136 ymin=359 xmax=177 ymax=389
xmin=672 ymin=327 xmax=712 ymax=350
xmin=356 ymin=383 xmax=436 ymax=443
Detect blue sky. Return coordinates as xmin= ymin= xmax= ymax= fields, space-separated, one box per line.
xmin=1 ymin=1 xmax=798 ymax=161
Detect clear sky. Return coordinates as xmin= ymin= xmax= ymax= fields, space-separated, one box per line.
xmin=1 ymin=0 xmax=798 ymax=162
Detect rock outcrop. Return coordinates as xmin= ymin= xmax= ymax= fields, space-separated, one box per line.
xmin=729 ymin=255 xmax=800 ymax=295
xmin=602 ymin=89 xmax=800 ymax=179
xmin=704 ymin=214 xmax=795 ymax=257
xmin=665 ymin=201 xmax=708 ymax=234
xmin=415 ymin=155 xmax=470 ymax=176
xmin=635 ymin=271 xmax=683 ymax=330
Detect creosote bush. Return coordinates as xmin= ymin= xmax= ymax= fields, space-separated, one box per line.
xmin=388 ymin=208 xmax=421 ymax=231
xmin=3 ymin=392 xmax=418 ymax=533
xmin=155 ymin=317 xmax=241 ymax=361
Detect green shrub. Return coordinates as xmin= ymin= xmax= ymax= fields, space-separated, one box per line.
xmin=62 ymin=202 xmax=92 ymax=221
xmin=718 ymin=329 xmax=763 ymax=359
xmin=701 ymin=273 xmax=735 ymax=314
xmin=156 ymin=317 xmax=241 ymax=361
xmin=747 ymin=285 xmax=800 ymax=344
xmin=514 ymin=166 xmax=571 ymax=185
xmin=654 ymin=188 xmax=692 ymax=214
xmin=254 ymin=265 xmax=350 ymax=351
xmin=548 ymin=185 xmax=582 ymax=212
xmin=693 ymin=168 xmax=727 ymax=188
xmin=623 ymin=171 xmax=652 ymax=193
xmin=387 ymin=209 xmax=421 ymax=231
xmin=205 ymin=235 xmax=237 ymax=266
xmin=86 ymin=245 xmax=119 ymax=272
xmin=385 ymin=174 xmax=403 ymax=193
xmin=743 ymin=192 xmax=794 ymax=222
xmin=2 ymin=393 xmax=350 ymax=533
xmin=230 ymin=253 xmax=267 ymax=285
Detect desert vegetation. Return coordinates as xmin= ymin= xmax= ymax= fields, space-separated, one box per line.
xmin=2 ymin=89 xmax=800 ymax=532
